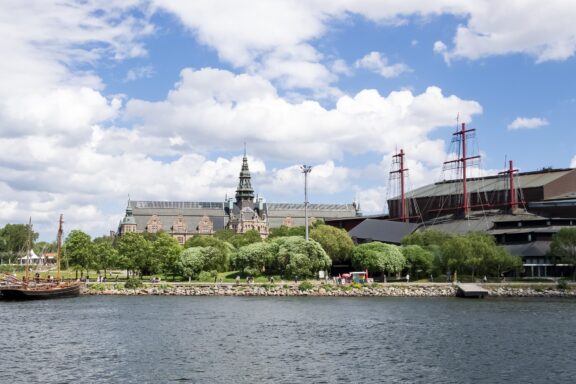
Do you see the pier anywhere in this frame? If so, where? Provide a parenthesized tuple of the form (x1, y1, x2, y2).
(456, 284, 489, 298)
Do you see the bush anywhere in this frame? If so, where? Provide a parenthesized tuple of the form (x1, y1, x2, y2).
(198, 271, 214, 282)
(339, 284, 352, 291)
(320, 283, 334, 291)
(298, 281, 314, 291)
(557, 279, 569, 290)
(350, 282, 363, 289)
(124, 278, 143, 289)
(90, 283, 106, 291)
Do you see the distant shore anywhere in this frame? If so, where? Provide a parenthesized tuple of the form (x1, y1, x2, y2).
(83, 282, 576, 298)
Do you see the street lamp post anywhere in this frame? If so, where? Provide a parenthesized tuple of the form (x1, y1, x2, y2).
(301, 165, 312, 241)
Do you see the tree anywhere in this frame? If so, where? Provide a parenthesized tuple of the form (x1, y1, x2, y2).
(440, 232, 522, 279)
(0, 223, 39, 254)
(33, 241, 57, 256)
(274, 236, 331, 278)
(177, 247, 207, 280)
(352, 242, 406, 279)
(310, 224, 355, 264)
(92, 236, 118, 277)
(64, 230, 94, 277)
(184, 236, 231, 272)
(440, 235, 473, 276)
(402, 244, 434, 279)
(150, 232, 181, 277)
(233, 241, 278, 276)
(213, 228, 235, 242)
(485, 246, 522, 278)
(402, 229, 453, 248)
(229, 229, 262, 249)
(268, 225, 305, 238)
(115, 232, 151, 278)
(550, 228, 576, 280)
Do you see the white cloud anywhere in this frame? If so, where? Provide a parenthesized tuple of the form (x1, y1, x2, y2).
(355, 51, 411, 78)
(125, 66, 155, 82)
(437, 1, 576, 62)
(0, 1, 153, 96)
(331, 59, 352, 76)
(126, 68, 482, 162)
(433, 41, 447, 54)
(259, 161, 349, 198)
(356, 186, 388, 214)
(507, 117, 549, 130)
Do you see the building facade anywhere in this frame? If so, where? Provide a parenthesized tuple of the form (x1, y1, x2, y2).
(118, 153, 360, 244)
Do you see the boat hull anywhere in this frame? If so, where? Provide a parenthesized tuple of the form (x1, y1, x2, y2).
(0, 283, 82, 300)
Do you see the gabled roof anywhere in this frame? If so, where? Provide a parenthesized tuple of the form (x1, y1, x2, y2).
(348, 219, 418, 244)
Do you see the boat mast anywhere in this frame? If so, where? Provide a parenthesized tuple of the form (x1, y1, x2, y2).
(56, 214, 63, 281)
(24, 217, 32, 282)
(498, 160, 519, 212)
(443, 123, 480, 217)
(390, 149, 409, 222)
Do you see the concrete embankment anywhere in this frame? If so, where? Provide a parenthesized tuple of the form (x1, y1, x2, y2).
(83, 283, 576, 298)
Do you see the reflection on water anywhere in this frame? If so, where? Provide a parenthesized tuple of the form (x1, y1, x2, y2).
(1, 296, 575, 383)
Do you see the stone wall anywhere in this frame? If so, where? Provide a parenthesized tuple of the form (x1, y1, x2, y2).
(83, 283, 576, 298)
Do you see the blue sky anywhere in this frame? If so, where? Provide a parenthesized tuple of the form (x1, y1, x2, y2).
(1, 1, 575, 240)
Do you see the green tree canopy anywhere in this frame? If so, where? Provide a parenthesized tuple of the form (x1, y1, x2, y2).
(0, 223, 38, 254)
(115, 232, 151, 277)
(92, 236, 118, 276)
(176, 247, 218, 279)
(550, 228, 576, 280)
(440, 235, 473, 275)
(184, 235, 232, 272)
(150, 232, 182, 277)
(402, 229, 454, 248)
(440, 232, 522, 278)
(402, 244, 434, 277)
(233, 241, 279, 276)
(268, 225, 305, 238)
(310, 224, 355, 264)
(33, 241, 57, 256)
(229, 229, 262, 249)
(213, 228, 235, 242)
(64, 230, 94, 275)
(274, 236, 331, 278)
(352, 242, 406, 277)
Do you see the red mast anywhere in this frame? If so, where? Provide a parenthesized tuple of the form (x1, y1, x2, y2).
(443, 123, 480, 217)
(390, 149, 409, 222)
(498, 160, 519, 211)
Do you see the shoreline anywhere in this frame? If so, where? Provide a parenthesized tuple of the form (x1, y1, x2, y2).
(83, 283, 576, 298)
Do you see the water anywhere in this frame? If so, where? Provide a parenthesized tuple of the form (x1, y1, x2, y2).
(1, 296, 575, 384)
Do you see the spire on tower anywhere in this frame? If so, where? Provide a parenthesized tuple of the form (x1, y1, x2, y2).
(236, 147, 255, 208)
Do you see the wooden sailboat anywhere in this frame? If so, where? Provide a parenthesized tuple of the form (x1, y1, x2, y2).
(0, 214, 82, 300)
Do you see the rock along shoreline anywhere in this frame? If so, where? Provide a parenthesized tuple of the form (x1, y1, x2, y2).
(83, 283, 576, 298)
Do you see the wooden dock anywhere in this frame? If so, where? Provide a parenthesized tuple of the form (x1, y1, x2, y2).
(456, 284, 489, 298)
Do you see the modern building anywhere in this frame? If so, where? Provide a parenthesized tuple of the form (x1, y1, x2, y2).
(387, 167, 576, 222)
(117, 152, 360, 244)
(386, 167, 576, 278)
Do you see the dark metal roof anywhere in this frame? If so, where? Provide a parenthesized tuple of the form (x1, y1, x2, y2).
(502, 241, 549, 257)
(267, 203, 356, 211)
(348, 219, 418, 244)
(132, 201, 225, 209)
(396, 168, 575, 199)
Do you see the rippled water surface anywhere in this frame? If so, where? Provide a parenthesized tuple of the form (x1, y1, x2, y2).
(1, 296, 575, 383)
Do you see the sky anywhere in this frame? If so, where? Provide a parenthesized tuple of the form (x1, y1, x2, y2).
(1, 0, 576, 241)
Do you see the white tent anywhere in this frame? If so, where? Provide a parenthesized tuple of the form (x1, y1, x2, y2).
(19, 249, 43, 265)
